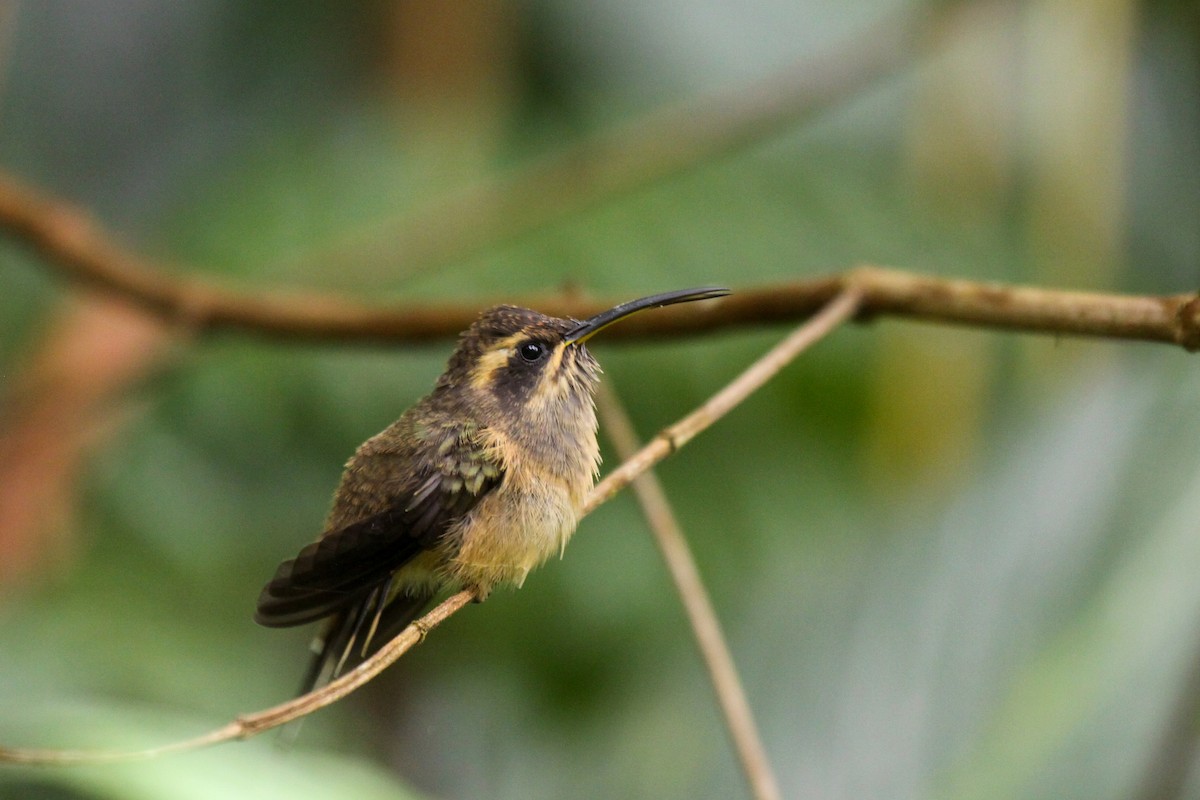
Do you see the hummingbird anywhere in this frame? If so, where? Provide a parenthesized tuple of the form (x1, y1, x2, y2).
(254, 287, 730, 693)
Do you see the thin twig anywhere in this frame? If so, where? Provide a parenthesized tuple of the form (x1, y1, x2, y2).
(587, 288, 865, 513)
(0, 177, 1194, 349)
(597, 382, 782, 800)
(0, 290, 862, 766)
(0, 590, 474, 765)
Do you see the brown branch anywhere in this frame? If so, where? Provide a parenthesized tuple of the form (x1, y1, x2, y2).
(0, 169, 811, 343)
(597, 383, 781, 800)
(845, 267, 1200, 351)
(0, 4, 913, 341)
(0, 174, 1194, 348)
(0, 590, 475, 765)
(0, 290, 861, 766)
(0, 173, 465, 344)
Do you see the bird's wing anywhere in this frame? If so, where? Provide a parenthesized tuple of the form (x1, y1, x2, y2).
(254, 425, 503, 628)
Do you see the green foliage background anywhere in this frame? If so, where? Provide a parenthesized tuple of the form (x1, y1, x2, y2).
(0, 2, 1198, 799)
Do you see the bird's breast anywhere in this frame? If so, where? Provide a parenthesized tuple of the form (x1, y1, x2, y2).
(446, 446, 593, 593)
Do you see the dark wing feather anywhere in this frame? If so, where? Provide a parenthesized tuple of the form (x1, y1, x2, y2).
(254, 427, 503, 629)
(253, 506, 419, 627)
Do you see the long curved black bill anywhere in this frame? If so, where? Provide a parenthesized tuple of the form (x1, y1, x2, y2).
(564, 286, 731, 345)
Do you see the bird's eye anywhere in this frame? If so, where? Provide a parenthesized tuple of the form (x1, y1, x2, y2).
(519, 341, 547, 362)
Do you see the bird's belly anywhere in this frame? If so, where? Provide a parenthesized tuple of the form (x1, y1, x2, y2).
(447, 477, 582, 593)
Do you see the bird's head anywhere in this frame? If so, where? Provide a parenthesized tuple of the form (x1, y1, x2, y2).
(436, 287, 729, 424)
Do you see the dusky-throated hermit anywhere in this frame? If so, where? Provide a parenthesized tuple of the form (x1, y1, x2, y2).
(255, 287, 730, 693)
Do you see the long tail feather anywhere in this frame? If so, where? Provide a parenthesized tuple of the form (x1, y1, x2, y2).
(295, 585, 436, 699)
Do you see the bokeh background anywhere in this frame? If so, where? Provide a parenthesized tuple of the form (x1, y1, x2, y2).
(1, 1, 1198, 798)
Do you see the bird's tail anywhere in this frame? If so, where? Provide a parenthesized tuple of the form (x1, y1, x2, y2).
(275, 588, 435, 749)
(298, 588, 436, 697)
